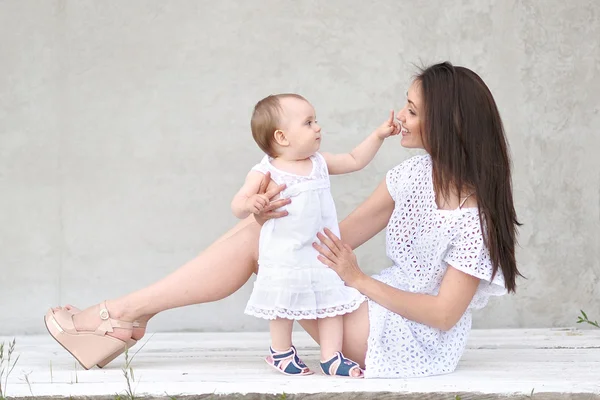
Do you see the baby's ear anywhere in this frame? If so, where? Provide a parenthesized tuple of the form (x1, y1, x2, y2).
(273, 129, 289, 146)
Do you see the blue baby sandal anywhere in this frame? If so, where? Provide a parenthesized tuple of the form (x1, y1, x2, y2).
(265, 345, 313, 376)
(320, 351, 364, 378)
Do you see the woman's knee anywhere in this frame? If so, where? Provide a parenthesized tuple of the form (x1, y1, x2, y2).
(231, 220, 261, 273)
(342, 303, 370, 366)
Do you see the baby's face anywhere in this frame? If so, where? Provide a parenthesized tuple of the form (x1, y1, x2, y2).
(278, 97, 322, 158)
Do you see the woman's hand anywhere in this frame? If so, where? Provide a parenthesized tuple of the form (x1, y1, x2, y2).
(313, 228, 366, 288)
(254, 171, 291, 225)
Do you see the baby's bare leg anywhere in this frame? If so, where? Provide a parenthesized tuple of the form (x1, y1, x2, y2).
(298, 303, 370, 369)
(317, 316, 343, 360)
(270, 318, 294, 351)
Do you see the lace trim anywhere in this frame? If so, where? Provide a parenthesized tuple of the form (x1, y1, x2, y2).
(245, 297, 366, 320)
(252, 153, 330, 188)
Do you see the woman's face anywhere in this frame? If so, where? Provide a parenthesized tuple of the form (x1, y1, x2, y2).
(396, 82, 425, 150)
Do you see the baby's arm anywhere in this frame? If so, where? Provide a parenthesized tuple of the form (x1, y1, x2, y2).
(231, 171, 271, 219)
(322, 111, 399, 175)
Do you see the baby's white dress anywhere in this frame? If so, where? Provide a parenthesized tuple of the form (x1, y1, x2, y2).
(244, 152, 366, 320)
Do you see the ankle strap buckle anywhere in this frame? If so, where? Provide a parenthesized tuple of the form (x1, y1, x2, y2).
(99, 308, 110, 320)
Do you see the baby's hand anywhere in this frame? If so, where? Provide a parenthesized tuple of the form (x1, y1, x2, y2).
(245, 193, 270, 214)
(375, 110, 401, 139)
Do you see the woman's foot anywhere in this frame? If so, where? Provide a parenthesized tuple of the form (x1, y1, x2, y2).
(51, 305, 154, 369)
(53, 305, 150, 341)
(44, 301, 135, 370)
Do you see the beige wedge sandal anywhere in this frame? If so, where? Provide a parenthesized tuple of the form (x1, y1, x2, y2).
(97, 320, 147, 368)
(56, 305, 145, 369)
(44, 302, 133, 370)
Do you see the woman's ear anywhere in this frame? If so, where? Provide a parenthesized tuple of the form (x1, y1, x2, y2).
(273, 129, 289, 147)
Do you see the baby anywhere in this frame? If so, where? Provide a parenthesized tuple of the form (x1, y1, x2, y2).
(231, 94, 399, 377)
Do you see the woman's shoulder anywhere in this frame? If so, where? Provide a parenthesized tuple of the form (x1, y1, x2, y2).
(386, 154, 431, 200)
(387, 153, 431, 182)
(453, 208, 483, 232)
(390, 153, 430, 173)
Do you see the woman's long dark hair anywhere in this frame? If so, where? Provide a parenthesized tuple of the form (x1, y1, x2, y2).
(416, 62, 522, 292)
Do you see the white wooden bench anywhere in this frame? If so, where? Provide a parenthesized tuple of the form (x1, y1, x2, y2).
(2, 328, 599, 399)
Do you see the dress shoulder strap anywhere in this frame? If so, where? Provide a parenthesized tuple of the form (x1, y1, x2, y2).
(312, 152, 330, 179)
(459, 192, 475, 208)
(251, 155, 271, 175)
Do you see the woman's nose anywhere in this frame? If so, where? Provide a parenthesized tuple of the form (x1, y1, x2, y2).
(396, 109, 405, 122)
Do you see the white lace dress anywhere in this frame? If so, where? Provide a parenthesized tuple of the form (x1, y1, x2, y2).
(244, 152, 366, 320)
(364, 154, 507, 378)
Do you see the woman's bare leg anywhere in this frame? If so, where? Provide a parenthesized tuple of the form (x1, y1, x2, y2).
(70, 217, 261, 341)
(125, 216, 258, 338)
(341, 303, 370, 368)
(212, 215, 257, 246)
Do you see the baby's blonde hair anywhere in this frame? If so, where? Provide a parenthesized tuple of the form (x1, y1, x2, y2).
(251, 93, 307, 157)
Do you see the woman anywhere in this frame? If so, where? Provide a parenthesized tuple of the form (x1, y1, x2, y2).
(45, 62, 521, 378)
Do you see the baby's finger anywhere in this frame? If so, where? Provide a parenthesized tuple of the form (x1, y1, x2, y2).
(388, 110, 394, 125)
(259, 194, 270, 205)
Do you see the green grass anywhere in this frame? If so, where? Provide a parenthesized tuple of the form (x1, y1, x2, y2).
(0, 339, 20, 400)
(577, 310, 599, 328)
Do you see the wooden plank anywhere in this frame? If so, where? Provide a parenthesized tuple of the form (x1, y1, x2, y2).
(0, 329, 598, 398)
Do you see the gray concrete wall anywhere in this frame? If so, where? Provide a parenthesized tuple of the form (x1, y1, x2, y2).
(1, 0, 598, 335)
